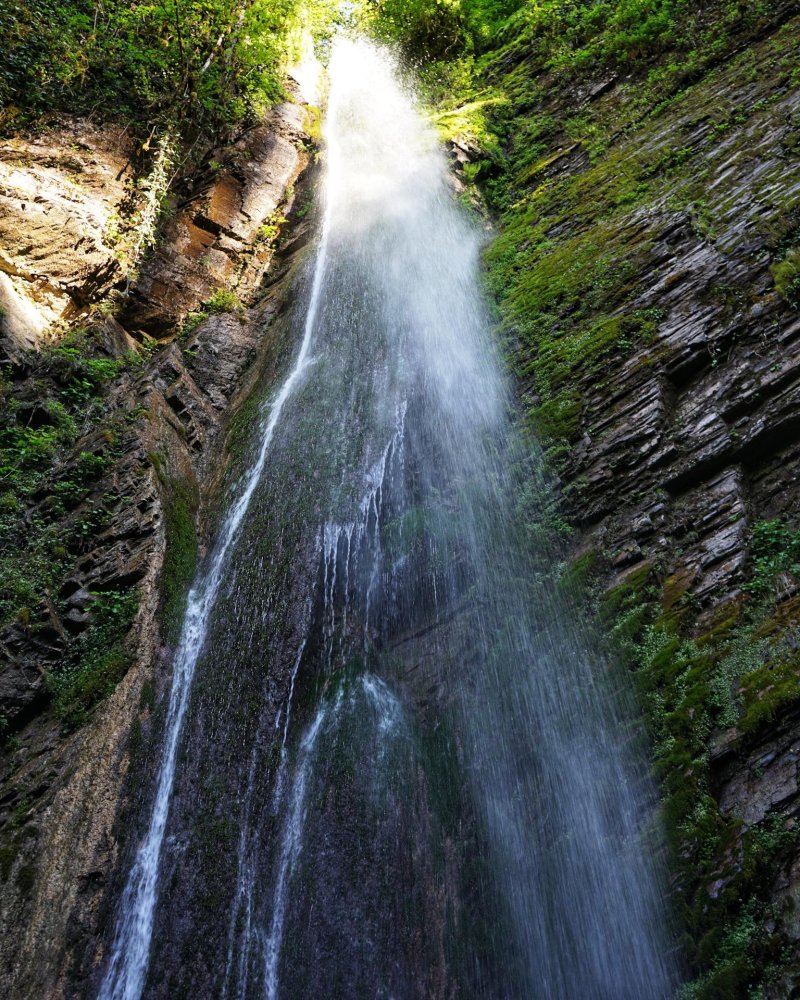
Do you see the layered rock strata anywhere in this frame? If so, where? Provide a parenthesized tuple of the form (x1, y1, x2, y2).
(0, 98, 315, 999)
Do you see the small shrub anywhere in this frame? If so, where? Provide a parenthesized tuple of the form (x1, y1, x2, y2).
(771, 248, 800, 306)
(179, 311, 209, 338)
(203, 289, 243, 314)
(48, 589, 138, 729)
(744, 519, 800, 596)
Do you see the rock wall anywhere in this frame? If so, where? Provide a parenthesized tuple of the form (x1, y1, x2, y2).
(0, 98, 316, 999)
(0, 122, 134, 354)
(446, 6, 800, 994)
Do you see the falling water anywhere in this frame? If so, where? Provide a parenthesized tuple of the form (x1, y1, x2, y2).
(96, 108, 331, 1000)
(97, 37, 677, 1000)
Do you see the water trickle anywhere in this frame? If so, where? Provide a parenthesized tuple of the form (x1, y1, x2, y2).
(263, 698, 333, 1000)
(97, 36, 677, 1000)
(96, 101, 332, 1000)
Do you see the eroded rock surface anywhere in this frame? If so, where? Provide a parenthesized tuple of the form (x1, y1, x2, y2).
(0, 101, 315, 999)
(124, 102, 309, 335)
(0, 122, 135, 355)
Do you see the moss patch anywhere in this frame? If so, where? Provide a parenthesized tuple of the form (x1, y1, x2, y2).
(593, 529, 800, 996)
(47, 589, 139, 730)
(158, 475, 199, 644)
(771, 248, 800, 306)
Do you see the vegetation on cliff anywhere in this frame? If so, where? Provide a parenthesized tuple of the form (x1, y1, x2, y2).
(364, 1, 800, 996)
(0, 331, 141, 732)
(2, 0, 337, 134)
(0, 3, 329, 746)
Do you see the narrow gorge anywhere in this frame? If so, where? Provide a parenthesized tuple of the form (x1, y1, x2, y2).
(2, 2, 800, 999)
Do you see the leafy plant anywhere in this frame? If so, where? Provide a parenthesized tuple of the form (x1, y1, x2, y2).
(204, 288, 243, 314)
(744, 520, 800, 596)
(47, 588, 138, 729)
(771, 248, 800, 306)
(2, 0, 340, 137)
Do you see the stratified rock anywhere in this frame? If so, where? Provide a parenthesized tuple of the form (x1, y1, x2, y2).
(0, 97, 315, 1000)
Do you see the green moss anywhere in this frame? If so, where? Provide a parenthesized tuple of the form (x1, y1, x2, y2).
(486, 182, 661, 449)
(225, 389, 263, 470)
(739, 653, 800, 736)
(770, 248, 800, 306)
(600, 556, 800, 995)
(160, 479, 199, 644)
(525, 392, 581, 445)
(598, 561, 654, 624)
(429, 95, 509, 151)
(140, 677, 156, 711)
(558, 549, 600, 594)
(562, 515, 800, 993)
(47, 589, 139, 730)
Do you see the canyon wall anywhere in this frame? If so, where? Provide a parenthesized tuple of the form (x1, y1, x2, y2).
(0, 95, 316, 999)
(439, 4, 800, 994)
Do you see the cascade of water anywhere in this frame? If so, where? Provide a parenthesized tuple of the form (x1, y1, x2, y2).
(96, 128, 336, 1000)
(263, 698, 333, 1000)
(97, 35, 677, 1000)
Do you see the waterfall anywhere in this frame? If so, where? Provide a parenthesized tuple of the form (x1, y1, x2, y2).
(97, 37, 676, 1000)
(96, 111, 332, 1000)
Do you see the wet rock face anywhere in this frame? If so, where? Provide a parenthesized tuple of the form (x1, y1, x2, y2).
(0, 104, 314, 999)
(562, 76, 800, 612)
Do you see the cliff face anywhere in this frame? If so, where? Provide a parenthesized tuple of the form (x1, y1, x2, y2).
(0, 97, 315, 998)
(439, 4, 800, 995)
(3, 5, 800, 996)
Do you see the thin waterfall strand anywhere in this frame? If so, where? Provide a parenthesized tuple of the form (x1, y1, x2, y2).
(96, 154, 336, 1000)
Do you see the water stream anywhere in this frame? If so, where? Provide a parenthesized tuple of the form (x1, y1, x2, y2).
(97, 37, 677, 1000)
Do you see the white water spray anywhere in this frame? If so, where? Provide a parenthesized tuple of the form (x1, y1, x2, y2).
(98, 35, 676, 1000)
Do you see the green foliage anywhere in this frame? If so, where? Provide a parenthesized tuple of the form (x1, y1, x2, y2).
(360, 0, 467, 59)
(47, 588, 138, 729)
(360, 0, 523, 58)
(204, 288, 244, 314)
(363, 0, 776, 92)
(771, 248, 800, 306)
(744, 519, 800, 596)
(0, 328, 145, 732)
(179, 288, 244, 339)
(0, 330, 127, 628)
(159, 479, 199, 643)
(2, 0, 339, 135)
(596, 547, 800, 997)
(258, 210, 289, 246)
(179, 311, 209, 339)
